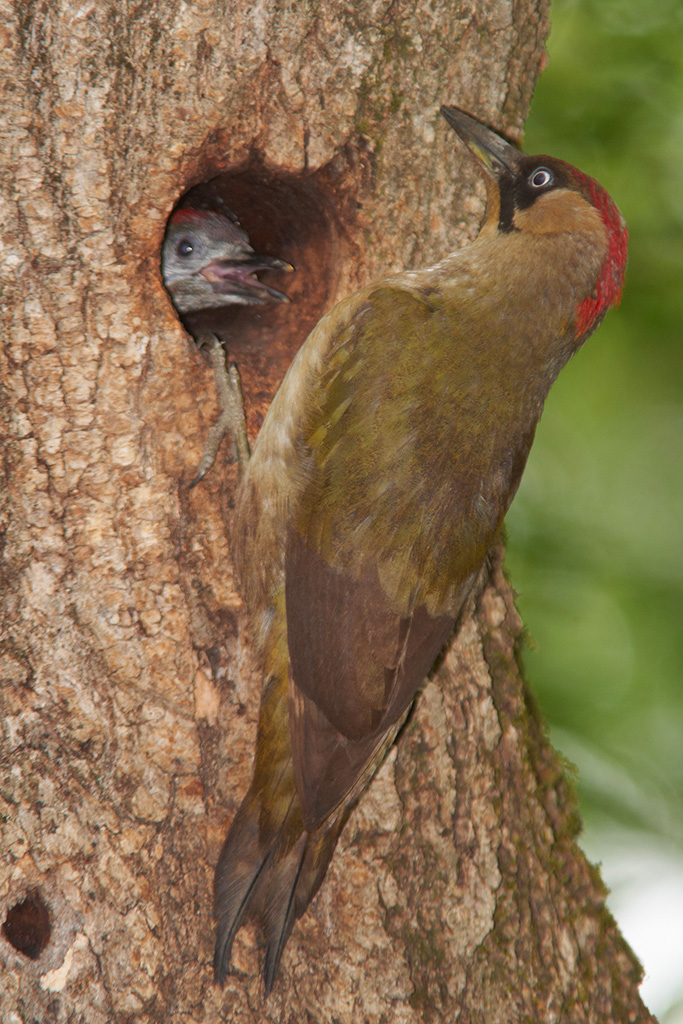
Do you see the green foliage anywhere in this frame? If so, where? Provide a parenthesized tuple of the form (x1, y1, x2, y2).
(508, 0, 683, 835)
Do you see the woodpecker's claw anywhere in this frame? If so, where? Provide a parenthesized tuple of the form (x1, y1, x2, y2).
(188, 337, 251, 487)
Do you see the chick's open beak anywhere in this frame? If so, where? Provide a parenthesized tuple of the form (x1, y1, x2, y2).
(201, 253, 294, 304)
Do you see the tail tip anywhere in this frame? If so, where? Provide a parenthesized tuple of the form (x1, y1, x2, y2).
(213, 932, 281, 999)
(213, 926, 234, 987)
(262, 943, 282, 998)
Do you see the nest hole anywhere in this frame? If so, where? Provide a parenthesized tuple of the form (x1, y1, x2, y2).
(163, 162, 345, 432)
(2, 890, 52, 960)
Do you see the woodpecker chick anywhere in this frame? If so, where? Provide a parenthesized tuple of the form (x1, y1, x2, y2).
(162, 206, 293, 482)
(214, 106, 628, 993)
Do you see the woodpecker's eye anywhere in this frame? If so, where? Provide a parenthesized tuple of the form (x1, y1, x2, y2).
(529, 168, 553, 189)
(177, 238, 194, 257)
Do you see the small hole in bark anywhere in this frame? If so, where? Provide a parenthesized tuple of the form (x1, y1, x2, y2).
(2, 890, 52, 959)
(162, 161, 344, 430)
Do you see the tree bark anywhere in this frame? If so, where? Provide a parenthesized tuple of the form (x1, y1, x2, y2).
(0, 1, 654, 1021)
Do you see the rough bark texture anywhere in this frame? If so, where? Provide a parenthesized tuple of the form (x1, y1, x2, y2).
(0, 1, 654, 1021)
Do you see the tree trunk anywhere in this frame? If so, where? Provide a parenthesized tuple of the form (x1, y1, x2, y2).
(0, 1, 654, 1021)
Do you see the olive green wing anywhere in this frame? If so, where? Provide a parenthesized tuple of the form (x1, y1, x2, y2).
(284, 285, 479, 829)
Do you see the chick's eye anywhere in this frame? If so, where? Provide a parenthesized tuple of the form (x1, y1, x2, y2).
(177, 238, 194, 257)
(530, 167, 553, 188)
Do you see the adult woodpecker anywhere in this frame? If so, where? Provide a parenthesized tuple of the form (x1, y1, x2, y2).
(162, 204, 292, 481)
(214, 106, 628, 993)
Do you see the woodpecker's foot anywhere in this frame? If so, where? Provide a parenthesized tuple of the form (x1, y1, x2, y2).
(188, 338, 251, 488)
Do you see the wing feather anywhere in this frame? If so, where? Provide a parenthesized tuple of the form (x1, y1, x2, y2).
(286, 529, 467, 828)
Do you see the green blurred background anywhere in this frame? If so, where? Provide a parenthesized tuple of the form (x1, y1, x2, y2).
(506, 0, 683, 1018)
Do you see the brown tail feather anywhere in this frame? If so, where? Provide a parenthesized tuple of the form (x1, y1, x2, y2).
(213, 784, 352, 993)
(213, 795, 268, 984)
(260, 832, 307, 995)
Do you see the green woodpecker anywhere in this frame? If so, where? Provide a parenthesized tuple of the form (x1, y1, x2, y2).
(214, 106, 628, 993)
(162, 202, 292, 481)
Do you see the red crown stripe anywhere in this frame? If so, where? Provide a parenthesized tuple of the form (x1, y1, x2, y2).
(573, 172, 628, 338)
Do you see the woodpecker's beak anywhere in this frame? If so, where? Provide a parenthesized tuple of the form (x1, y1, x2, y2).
(201, 253, 294, 304)
(440, 105, 523, 177)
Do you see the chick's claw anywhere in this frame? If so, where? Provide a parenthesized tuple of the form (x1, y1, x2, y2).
(188, 338, 250, 488)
